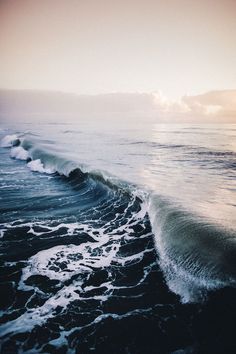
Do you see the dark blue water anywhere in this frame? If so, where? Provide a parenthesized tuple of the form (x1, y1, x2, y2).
(0, 123, 236, 353)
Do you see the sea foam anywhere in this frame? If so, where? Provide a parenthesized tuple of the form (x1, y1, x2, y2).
(27, 159, 55, 174)
(10, 146, 29, 160)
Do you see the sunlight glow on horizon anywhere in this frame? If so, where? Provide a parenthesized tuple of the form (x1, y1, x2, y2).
(0, 0, 236, 101)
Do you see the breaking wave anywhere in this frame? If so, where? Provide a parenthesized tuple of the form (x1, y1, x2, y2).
(149, 196, 236, 303)
(1, 132, 236, 352)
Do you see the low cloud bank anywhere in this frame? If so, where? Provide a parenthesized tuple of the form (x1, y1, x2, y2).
(153, 90, 236, 122)
(0, 89, 235, 122)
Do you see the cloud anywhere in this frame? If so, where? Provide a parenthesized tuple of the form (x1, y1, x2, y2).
(154, 90, 236, 122)
(0, 90, 158, 122)
(0, 89, 235, 123)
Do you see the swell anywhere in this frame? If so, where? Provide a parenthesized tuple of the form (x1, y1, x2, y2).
(2, 133, 236, 304)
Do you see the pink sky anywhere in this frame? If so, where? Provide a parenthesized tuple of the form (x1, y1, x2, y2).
(0, 0, 235, 98)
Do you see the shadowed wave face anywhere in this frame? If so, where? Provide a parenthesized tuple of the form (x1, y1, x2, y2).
(149, 196, 236, 303)
(0, 126, 236, 354)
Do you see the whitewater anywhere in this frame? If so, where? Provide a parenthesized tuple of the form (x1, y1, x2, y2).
(0, 121, 236, 353)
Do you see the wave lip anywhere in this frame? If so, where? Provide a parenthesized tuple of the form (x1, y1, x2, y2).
(149, 195, 236, 303)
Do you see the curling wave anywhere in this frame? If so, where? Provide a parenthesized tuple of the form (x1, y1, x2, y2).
(149, 196, 236, 302)
(1, 133, 236, 306)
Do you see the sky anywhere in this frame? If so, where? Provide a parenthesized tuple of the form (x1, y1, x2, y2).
(0, 0, 236, 100)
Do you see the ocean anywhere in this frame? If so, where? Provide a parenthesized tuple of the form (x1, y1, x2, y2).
(0, 121, 236, 353)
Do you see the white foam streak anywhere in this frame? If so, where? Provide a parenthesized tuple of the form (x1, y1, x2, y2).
(0, 200, 151, 337)
(1, 235, 117, 336)
(20, 238, 114, 284)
